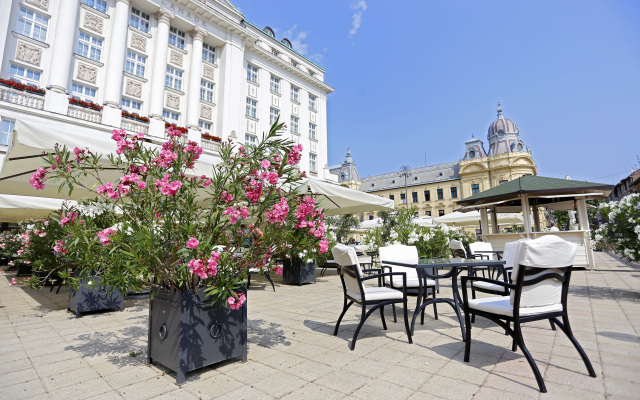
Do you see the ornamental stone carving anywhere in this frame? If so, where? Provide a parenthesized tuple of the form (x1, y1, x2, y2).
(156, 10, 174, 25)
(125, 79, 142, 98)
(203, 65, 215, 81)
(169, 50, 183, 67)
(130, 34, 146, 52)
(83, 13, 103, 34)
(25, 0, 48, 11)
(76, 63, 97, 83)
(166, 94, 180, 109)
(15, 42, 42, 66)
(200, 105, 212, 120)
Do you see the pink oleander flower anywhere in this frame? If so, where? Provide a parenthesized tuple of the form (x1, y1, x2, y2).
(186, 237, 199, 249)
(200, 175, 212, 188)
(97, 228, 117, 246)
(223, 206, 248, 224)
(10, 278, 18, 286)
(228, 293, 246, 310)
(117, 183, 131, 196)
(319, 239, 329, 254)
(286, 144, 303, 165)
(30, 168, 47, 189)
(206, 251, 220, 276)
(266, 197, 289, 224)
(137, 181, 147, 190)
(160, 180, 182, 196)
(97, 182, 114, 194)
(274, 265, 283, 275)
(106, 189, 120, 200)
(261, 159, 271, 169)
(221, 191, 234, 203)
(188, 259, 207, 279)
(53, 239, 68, 254)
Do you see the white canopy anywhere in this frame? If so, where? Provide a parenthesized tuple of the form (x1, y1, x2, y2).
(358, 217, 383, 230)
(412, 215, 437, 227)
(0, 194, 77, 223)
(0, 119, 220, 199)
(434, 211, 523, 227)
(295, 179, 395, 216)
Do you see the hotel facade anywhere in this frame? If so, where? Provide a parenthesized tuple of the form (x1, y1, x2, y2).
(0, 0, 333, 177)
(331, 104, 538, 221)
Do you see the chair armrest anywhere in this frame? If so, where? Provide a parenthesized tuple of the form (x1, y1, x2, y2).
(461, 275, 515, 302)
(361, 271, 408, 295)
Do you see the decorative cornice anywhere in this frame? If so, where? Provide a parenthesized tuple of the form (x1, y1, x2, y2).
(190, 26, 208, 41)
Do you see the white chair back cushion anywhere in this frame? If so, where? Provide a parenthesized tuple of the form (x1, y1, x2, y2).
(379, 244, 419, 286)
(502, 239, 531, 270)
(332, 244, 363, 297)
(510, 235, 577, 308)
(449, 240, 466, 257)
(468, 241, 494, 260)
(351, 245, 369, 255)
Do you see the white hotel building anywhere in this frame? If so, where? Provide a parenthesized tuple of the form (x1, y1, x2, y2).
(0, 0, 334, 177)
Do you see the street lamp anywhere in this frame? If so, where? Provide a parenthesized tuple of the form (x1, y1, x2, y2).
(399, 165, 412, 210)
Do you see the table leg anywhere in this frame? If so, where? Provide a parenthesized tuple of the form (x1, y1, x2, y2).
(451, 267, 467, 342)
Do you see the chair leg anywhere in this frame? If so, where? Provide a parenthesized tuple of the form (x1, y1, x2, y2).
(554, 316, 597, 377)
(463, 305, 473, 362)
(264, 272, 276, 291)
(432, 287, 438, 320)
(247, 273, 252, 287)
(392, 304, 397, 323)
(514, 321, 547, 393)
(350, 306, 371, 351)
(402, 299, 413, 344)
(471, 288, 476, 323)
(380, 305, 388, 330)
(334, 299, 353, 336)
(549, 318, 556, 331)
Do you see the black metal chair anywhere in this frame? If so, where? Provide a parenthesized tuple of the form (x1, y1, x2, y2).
(332, 244, 412, 350)
(461, 235, 596, 393)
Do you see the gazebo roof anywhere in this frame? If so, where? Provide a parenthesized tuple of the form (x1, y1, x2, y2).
(457, 175, 613, 207)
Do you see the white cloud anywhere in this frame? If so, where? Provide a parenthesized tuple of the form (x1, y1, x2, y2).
(281, 25, 309, 55)
(349, 0, 368, 37)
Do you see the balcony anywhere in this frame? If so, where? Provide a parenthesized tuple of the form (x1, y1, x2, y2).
(67, 104, 102, 124)
(0, 85, 44, 110)
(121, 118, 149, 135)
(201, 137, 221, 153)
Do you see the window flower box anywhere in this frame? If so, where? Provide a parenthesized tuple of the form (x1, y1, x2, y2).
(164, 122, 188, 133)
(0, 78, 46, 95)
(121, 110, 150, 123)
(69, 97, 103, 111)
(201, 133, 222, 142)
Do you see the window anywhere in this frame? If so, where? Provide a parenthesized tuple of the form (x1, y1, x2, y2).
(369, 215, 374, 220)
(291, 86, 300, 102)
(121, 97, 142, 111)
(360, 215, 364, 222)
(202, 43, 216, 64)
(9, 64, 41, 85)
(71, 83, 96, 101)
(437, 189, 444, 200)
(129, 7, 150, 33)
(165, 66, 183, 90)
(439, 210, 445, 217)
(450, 187, 457, 199)
(125, 51, 146, 77)
(291, 60, 298, 67)
(309, 123, 317, 140)
(389, 195, 394, 200)
(309, 153, 317, 172)
(425, 210, 431, 216)
(16, 7, 49, 42)
(245, 97, 257, 118)
(245, 133, 257, 146)
(200, 79, 214, 103)
(246, 64, 258, 83)
(471, 184, 480, 194)
(82, 0, 107, 13)
(309, 94, 317, 111)
(77, 31, 103, 62)
(499, 180, 508, 185)
(1, 119, 15, 146)
(291, 116, 299, 134)
(162, 109, 180, 124)
(271, 47, 279, 57)
(199, 120, 212, 134)
(400, 193, 406, 204)
(269, 107, 280, 124)
(424, 190, 430, 201)
(270, 75, 280, 93)
(169, 27, 186, 49)
(412, 192, 418, 202)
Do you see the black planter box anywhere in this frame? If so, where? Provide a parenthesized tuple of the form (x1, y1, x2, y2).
(16, 262, 32, 276)
(148, 287, 247, 384)
(282, 259, 316, 285)
(67, 273, 124, 317)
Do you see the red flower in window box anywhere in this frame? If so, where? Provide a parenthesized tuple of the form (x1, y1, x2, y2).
(164, 122, 188, 133)
(121, 110, 150, 123)
(69, 97, 103, 111)
(0, 78, 46, 95)
(201, 133, 222, 142)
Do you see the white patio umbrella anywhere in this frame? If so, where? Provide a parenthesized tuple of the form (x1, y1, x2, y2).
(0, 194, 77, 223)
(294, 178, 395, 216)
(358, 217, 383, 230)
(434, 211, 523, 227)
(412, 215, 437, 227)
(0, 119, 220, 199)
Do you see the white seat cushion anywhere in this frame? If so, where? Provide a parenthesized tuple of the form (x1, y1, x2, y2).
(468, 296, 563, 317)
(387, 276, 436, 288)
(347, 286, 404, 302)
(472, 280, 508, 292)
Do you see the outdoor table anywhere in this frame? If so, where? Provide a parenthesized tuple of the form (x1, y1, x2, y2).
(381, 258, 506, 342)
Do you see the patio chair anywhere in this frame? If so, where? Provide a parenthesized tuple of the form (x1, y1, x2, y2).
(332, 244, 412, 350)
(461, 235, 596, 392)
(449, 239, 469, 258)
(468, 241, 501, 260)
(379, 244, 438, 323)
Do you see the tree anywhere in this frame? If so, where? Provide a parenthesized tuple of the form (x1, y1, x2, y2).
(327, 214, 360, 243)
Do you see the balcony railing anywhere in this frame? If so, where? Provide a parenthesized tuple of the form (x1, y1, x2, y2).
(68, 104, 102, 124)
(121, 118, 149, 135)
(201, 137, 221, 153)
(0, 86, 44, 110)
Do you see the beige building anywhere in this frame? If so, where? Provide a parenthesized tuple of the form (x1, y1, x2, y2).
(330, 103, 537, 222)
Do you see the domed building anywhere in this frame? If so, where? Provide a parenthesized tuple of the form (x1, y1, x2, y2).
(330, 103, 537, 221)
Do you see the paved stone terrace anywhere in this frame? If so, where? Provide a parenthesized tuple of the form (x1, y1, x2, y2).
(1, 251, 639, 399)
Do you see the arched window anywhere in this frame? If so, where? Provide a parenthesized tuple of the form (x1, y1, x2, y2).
(263, 26, 275, 37)
(281, 38, 292, 48)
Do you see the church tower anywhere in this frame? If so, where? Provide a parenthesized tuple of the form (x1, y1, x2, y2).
(329, 148, 361, 189)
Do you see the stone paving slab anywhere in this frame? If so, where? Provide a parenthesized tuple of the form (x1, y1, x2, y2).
(1, 251, 639, 399)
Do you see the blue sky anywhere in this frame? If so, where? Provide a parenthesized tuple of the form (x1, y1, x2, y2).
(232, 0, 640, 185)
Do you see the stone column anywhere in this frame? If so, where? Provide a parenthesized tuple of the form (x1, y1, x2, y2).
(186, 27, 207, 141)
(148, 9, 174, 137)
(102, 0, 131, 127)
(44, 0, 81, 114)
(217, 36, 245, 143)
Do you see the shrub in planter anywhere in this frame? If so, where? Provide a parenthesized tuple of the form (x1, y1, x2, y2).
(0, 230, 23, 267)
(592, 193, 640, 261)
(29, 118, 327, 382)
